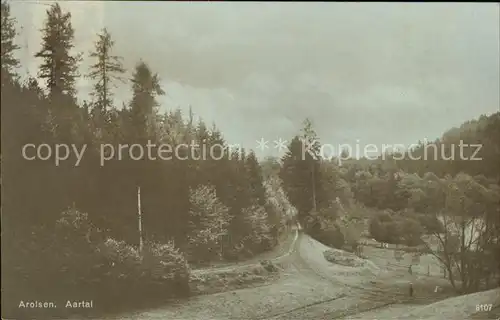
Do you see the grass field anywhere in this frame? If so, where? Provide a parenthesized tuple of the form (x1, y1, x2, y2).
(75, 233, 495, 320)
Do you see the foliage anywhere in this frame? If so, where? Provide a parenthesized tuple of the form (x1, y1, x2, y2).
(242, 204, 272, 247)
(1, 1, 19, 81)
(280, 120, 331, 230)
(35, 3, 81, 98)
(369, 211, 424, 246)
(87, 28, 126, 113)
(2, 3, 499, 318)
(264, 175, 297, 227)
(1, 4, 294, 317)
(420, 173, 500, 293)
(260, 259, 279, 273)
(187, 184, 231, 262)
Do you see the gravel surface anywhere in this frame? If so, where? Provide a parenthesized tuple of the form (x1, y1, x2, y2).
(100, 265, 345, 319)
(192, 228, 298, 276)
(400, 288, 500, 320)
(78, 233, 496, 320)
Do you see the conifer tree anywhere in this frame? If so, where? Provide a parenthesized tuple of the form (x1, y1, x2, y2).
(87, 28, 125, 114)
(281, 119, 329, 228)
(1, 1, 20, 83)
(35, 3, 80, 98)
(129, 61, 164, 143)
(245, 151, 266, 206)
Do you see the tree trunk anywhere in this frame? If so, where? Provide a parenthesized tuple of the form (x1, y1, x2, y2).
(311, 162, 316, 212)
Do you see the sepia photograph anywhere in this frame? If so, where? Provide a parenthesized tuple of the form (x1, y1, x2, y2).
(1, 1, 499, 319)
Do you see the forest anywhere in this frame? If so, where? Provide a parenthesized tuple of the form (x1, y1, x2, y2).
(278, 112, 500, 295)
(1, 2, 294, 318)
(1, 2, 499, 319)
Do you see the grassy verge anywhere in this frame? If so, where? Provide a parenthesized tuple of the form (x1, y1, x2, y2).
(190, 260, 283, 296)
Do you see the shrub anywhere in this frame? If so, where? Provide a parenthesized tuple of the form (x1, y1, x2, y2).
(342, 224, 361, 252)
(187, 184, 231, 262)
(383, 221, 399, 243)
(369, 217, 383, 240)
(323, 249, 366, 267)
(417, 214, 445, 234)
(369, 212, 424, 246)
(3, 208, 193, 319)
(97, 238, 142, 278)
(396, 217, 424, 245)
(260, 259, 279, 273)
(91, 238, 192, 304)
(142, 241, 191, 297)
(317, 226, 345, 249)
(242, 204, 273, 252)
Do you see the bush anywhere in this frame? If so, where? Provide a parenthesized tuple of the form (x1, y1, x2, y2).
(369, 212, 424, 246)
(305, 206, 345, 249)
(369, 217, 383, 240)
(323, 249, 366, 267)
(342, 224, 361, 252)
(260, 259, 279, 272)
(98, 238, 142, 272)
(398, 218, 424, 246)
(242, 204, 273, 253)
(379, 210, 395, 222)
(142, 241, 191, 296)
(317, 226, 345, 249)
(331, 228, 346, 249)
(187, 184, 231, 262)
(416, 214, 445, 234)
(143, 241, 189, 277)
(94, 239, 141, 284)
(2, 208, 192, 319)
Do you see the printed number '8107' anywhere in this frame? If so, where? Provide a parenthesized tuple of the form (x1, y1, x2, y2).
(476, 304, 493, 312)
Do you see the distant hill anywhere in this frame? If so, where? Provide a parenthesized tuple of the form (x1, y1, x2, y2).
(341, 112, 500, 179)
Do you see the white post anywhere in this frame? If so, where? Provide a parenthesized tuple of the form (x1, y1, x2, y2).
(219, 219, 226, 257)
(311, 160, 317, 212)
(138, 186, 143, 255)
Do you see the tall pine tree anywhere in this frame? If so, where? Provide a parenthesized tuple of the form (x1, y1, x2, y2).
(1, 1, 19, 83)
(281, 119, 330, 229)
(245, 151, 266, 207)
(281, 136, 311, 225)
(128, 61, 164, 143)
(87, 28, 125, 115)
(35, 3, 80, 98)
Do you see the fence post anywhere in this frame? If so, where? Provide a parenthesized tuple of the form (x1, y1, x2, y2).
(138, 186, 144, 255)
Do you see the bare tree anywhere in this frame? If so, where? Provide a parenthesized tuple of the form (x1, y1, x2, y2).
(422, 177, 499, 293)
(87, 28, 126, 114)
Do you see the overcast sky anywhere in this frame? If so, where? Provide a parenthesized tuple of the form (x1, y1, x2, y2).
(10, 1, 500, 158)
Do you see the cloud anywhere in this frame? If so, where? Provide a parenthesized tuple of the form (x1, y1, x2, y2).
(10, 2, 499, 158)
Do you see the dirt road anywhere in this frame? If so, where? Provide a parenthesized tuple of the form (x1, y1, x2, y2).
(93, 232, 457, 319)
(192, 226, 299, 276)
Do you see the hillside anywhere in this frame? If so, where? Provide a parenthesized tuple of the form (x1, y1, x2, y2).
(401, 287, 500, 319)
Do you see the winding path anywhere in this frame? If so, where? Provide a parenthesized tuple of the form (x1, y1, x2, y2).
(94, 230, 454, 320)
(192, 226, 299, 276)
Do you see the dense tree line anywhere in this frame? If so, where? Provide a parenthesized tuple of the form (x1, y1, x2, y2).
(1, 2, 294, 318)
(279, 113, 500, 293)
(1, 2, 498, 318)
